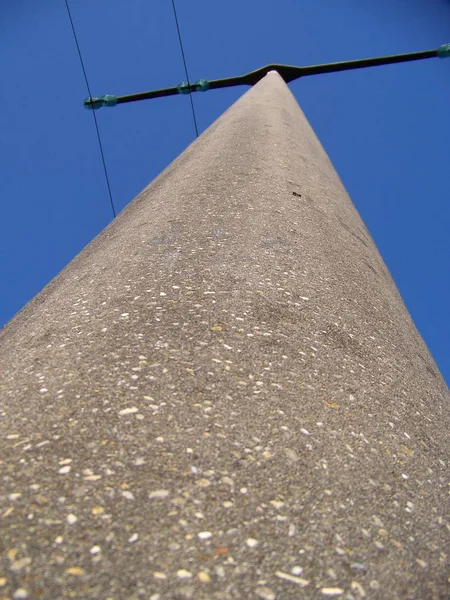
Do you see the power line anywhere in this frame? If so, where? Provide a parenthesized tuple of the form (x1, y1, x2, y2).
(64, 0, 116, 219)
(170, 0, 199, 137)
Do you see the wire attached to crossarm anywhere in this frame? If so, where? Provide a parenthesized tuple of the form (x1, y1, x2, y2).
(170, 0, 199, 137)
(64, 0, 116, 219)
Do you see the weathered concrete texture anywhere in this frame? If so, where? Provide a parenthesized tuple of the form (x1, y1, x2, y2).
(0, 72, 448, 600)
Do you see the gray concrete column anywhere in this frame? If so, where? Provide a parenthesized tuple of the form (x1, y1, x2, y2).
(0, 71, 448, 600)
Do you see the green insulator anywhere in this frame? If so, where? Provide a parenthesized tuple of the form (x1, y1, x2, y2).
(101, 95, 118, 107)
(194, 79, 209, 92)
(83, 97, 103, 110)
(177, 81, 191, 94)
(437, 43, 450, 58)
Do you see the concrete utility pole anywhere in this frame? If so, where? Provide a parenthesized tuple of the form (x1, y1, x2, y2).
(0, 72, 449, 600)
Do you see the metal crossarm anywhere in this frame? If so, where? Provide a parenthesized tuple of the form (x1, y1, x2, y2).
(84, 43, 450, 109)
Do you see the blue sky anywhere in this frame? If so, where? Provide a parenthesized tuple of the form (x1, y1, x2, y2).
(1, 0, 449, 383)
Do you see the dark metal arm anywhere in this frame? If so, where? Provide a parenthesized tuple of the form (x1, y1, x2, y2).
(84, 44, 450, 109)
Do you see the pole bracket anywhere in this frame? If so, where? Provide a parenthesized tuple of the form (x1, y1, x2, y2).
(84, 95, 118, 110)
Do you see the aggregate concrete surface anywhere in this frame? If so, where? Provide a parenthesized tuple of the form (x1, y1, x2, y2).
(0, 73, 449, 600)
